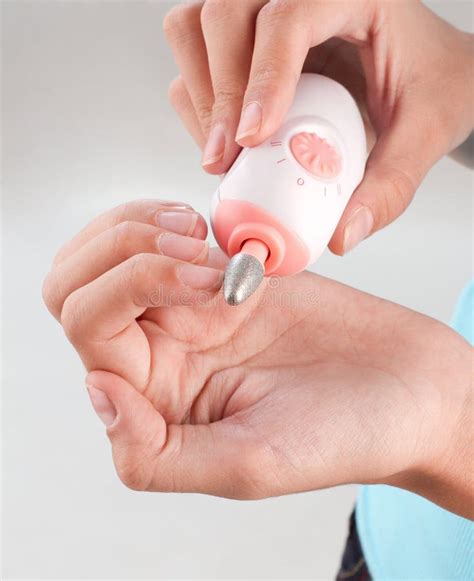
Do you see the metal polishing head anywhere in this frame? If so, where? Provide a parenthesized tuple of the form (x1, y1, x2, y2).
(223, 252, 265, 306)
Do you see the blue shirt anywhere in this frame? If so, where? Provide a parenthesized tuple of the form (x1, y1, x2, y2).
(356, 281, 474, 579)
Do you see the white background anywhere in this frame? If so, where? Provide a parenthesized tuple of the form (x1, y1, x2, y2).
(2, 1, 472, 578)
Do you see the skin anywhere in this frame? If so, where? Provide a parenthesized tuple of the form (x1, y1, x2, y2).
(163, 0, 474, 253)
(42, 200, 473, 517)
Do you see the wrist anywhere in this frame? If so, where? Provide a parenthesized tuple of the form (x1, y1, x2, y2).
(384, 329, 473, 518)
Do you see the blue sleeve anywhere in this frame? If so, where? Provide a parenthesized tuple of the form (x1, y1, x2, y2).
(450, 281, 474, 345)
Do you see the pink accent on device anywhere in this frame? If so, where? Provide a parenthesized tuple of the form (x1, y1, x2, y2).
(290, 132, 342, 179)
(212, 199, 310, 276)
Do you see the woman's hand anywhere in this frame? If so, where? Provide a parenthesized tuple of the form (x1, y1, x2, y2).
(163, 0, 473, 254)
(43, 200, 472, 517)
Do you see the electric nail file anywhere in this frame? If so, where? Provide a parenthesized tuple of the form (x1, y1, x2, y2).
(210, 73, 367, 305)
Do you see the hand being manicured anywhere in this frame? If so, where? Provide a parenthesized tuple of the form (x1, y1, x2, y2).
(43, 200, 472, 518)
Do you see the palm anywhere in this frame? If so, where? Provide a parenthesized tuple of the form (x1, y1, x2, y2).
(115, 269, 432, 494)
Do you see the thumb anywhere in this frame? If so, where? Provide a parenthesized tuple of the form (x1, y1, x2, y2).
(86, 371, 260, 498)
(86, 371, 167, 491)
(328, 106, 445, 255)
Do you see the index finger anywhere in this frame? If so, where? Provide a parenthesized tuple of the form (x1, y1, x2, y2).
(61, 254, 223, 385)
(237, 0, 373, 147)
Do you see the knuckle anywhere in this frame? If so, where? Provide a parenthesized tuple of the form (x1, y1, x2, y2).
(105, 202, 132, 229)
(167, 76, 186, 108)
(371, 165, 416, 227)
(51, 248, 67, 267)
(114, 219, 137, 237)
(213, 80, 246, 109)
(111, 220, 141, 261)
(109, 200, 148, 227)
(112, 433, 163, 492)
(128, 252, 151, 278)
(117, 458, 149, 491)
(163, 3, 201, 45)
(386, 169, 415, 218)
(115, 456, 150, 491)
(60, 291, 85, 343)
(42, 271, 62, 318)
(114, 219, 139, 241)
(200, 0, 232, 27)
(192, 94, 214, 132)
(250, 58, 287, 93)
(127, 252, 154, 306)
(386, 167, 415, 207)
(258, 0, 296, 24)
(110, 201, 137, 225)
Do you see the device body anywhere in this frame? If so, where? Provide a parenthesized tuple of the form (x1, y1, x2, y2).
(210, 73, 367, 277)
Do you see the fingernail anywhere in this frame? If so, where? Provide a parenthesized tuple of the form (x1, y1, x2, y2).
(236, 101, 262, 141)
(177, 263, 223, 290)
(158, 200, 193, 209)
(157, 232, 208, 262)
(343, 207, 374, 254)
(202, 125, 226, 167)
(87, 386, 117, 427)
(157, 211, 198, 236)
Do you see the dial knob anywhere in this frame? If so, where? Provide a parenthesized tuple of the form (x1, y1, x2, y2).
(290, 131, 342, 179)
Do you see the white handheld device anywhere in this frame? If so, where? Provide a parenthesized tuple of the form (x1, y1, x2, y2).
(210, 73, 367, 304)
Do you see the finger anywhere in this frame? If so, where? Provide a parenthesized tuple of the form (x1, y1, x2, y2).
(168, 76, 206, 149)
(62, 253, 223, 342)
(237, 0, 373, 147)
(163, 3, 215, 137)
(61, 255, 223, 381)
(206, 246, 230, 269)
(87, 371, 262, 498)
(52, 199, 206, 267)
(200, 0, 265, 173)
(328, 103, 447, 255)
(43, 221, 209, 320)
